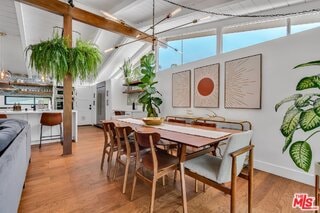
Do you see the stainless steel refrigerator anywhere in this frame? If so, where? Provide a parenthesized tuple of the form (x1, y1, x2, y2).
(96, 81, 106, 127)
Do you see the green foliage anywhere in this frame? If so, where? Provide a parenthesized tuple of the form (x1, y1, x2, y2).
(296, 76, 320, 90)
(137, 53, 162, 117)
(25, 34, 101, 82)
(275, 60, 320, 172)
(289, 141, 312, 172)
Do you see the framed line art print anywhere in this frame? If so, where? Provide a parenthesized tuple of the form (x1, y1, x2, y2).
(225, 54, 262, 109)
(194, 63, 220, 108)
(172, 70, 191, 108)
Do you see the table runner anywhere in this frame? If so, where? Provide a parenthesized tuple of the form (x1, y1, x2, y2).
(117, 118, 230, 139)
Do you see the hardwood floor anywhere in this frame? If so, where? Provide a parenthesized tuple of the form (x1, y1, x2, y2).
(19, 126, 313, 213)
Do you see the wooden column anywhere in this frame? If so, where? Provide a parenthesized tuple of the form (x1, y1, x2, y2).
(63, 13, 73, 155)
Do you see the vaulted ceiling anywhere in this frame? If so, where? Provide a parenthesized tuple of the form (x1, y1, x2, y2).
(0, 0, 318, 83)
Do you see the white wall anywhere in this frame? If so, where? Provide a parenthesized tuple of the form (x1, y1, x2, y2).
(110, 78, 143, 113)
(156, 27, 320, 185)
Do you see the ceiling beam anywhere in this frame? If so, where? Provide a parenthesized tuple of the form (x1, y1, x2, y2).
(16, 0, 154, 43)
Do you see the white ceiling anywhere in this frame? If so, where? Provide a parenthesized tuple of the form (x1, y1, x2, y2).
(0, 0, 318, 81)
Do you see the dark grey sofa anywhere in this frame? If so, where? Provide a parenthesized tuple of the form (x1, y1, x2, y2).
(0, 119, 31, 213)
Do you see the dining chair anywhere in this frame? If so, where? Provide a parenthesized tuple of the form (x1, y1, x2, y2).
(130, 131, 179, 213)
(101, 121, 118, 177)
(184, 130, 254, 213)
(113, 125, 136, 194)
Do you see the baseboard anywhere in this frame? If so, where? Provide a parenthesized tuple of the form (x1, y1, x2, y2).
(254, 160, 314, 186)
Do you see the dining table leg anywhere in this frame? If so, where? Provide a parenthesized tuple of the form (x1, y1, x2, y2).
(180, 144, 188, 213)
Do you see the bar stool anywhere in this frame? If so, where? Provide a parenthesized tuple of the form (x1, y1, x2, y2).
(0, 114, 7, 119)
(39, 112, 63, 148)
(315, 162, 320, 212)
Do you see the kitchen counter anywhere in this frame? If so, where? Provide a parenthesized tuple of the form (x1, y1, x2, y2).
(3, 110, 78, 145)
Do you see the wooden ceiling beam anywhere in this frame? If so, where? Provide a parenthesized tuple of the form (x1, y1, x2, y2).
(16, 0, 154, 43)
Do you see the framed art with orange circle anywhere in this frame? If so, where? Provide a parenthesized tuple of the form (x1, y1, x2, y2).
(194, 63, 220, 108)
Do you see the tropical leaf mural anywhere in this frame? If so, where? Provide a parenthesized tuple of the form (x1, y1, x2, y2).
(275, 60, 320, 172)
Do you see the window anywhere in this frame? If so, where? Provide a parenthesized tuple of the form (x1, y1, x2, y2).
(159, 35, 216, 71)
(5, 96, 51, 105)
(159, 40, 182, 70)
(292, 22, 320, 34)
(223, 19, 286, 53)
(183, 35, 216, 64)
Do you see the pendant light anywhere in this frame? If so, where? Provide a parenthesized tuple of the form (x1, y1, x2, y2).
(0, 32, 15, 91)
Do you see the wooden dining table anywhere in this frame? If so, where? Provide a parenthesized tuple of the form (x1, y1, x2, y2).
(110, 118, 240, 213)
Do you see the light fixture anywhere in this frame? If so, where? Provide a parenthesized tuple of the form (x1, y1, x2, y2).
(68, 0, 74, 8)
(0, 32, 11, 83)
(101, 10, 126, 25)
(104, 3, 209, 54)
(168, 7, 182, 18)
(0, 32, 15, 91)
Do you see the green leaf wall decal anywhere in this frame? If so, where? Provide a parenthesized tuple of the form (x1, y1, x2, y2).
(282, 132, 294, 153)
(295, 95, 312, 108)
(314, 98, 320, 108)
(294, 60, 320, 68)
(280, 108, 301, 137)
(296, 76, 320, 90)
(275, 94, 302, 111)
(289, 141, 312, 172)
(300, 109, 320, 131)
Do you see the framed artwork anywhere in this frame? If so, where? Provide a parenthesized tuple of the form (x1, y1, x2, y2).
(225, 54, 262, 109)
(194, 63, 220, 108)
(172, 70, 191, 108)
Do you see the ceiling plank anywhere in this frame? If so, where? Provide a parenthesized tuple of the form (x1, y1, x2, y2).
(16, 0, 154, 43)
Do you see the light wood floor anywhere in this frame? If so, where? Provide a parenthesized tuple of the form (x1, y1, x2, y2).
(19, 126, 313, 213)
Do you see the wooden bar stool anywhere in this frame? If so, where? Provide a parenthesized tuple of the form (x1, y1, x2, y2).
(315, 162, 320, 212)
(0, 114, 7, 119)
(39, 112, 63, 148)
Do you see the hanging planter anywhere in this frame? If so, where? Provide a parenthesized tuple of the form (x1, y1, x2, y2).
(26, 34, 102, 82)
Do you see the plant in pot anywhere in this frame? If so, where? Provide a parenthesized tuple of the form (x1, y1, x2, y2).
(121, 59, 133, 85)
(26, 35, 101, 82)
(26, 34, 101, 154)
(275, 60, 320, 172)
(138, 53, 162, 118)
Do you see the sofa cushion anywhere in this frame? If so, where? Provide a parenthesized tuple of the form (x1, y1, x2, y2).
(0, 119, 26, 156)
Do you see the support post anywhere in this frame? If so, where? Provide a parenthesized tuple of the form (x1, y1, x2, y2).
(63, 13, 73, 155)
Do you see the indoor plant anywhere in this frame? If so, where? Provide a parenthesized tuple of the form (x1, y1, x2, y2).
(275, 60, 320, 172)
(138, 53, 162, 117)
(26, 34, 101, 82)
(25, 34, 101, 155)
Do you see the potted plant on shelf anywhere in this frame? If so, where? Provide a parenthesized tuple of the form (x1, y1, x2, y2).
(138, 53, 162, 118)
(275, 60, 320, 172)
(121, 59, 133, 85)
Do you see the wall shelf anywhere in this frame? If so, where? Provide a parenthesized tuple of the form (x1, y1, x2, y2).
(122, 80, 142, 86)
(10, 82, 53, 87)
(122, 89, 144, 94)
(17, 91, 53, 96)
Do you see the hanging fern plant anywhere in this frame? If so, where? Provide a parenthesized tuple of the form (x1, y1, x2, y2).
(26, 34, 101, 82)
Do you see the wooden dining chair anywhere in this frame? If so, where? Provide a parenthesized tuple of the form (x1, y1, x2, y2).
(113, 125, 136, 194)
(184, 130, 254, 213)
(101, 121, 118, 177)
(131, 131, 179, 213)
(167, 118, 187, 123)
